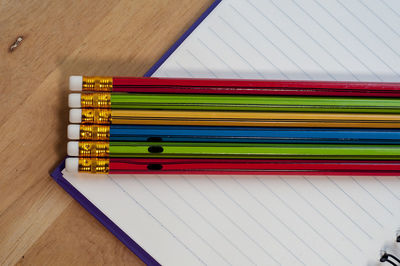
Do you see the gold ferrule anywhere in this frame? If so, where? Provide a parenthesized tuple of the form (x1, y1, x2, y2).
(78, 158, 110, 174)
(78, 141, 110, 157)
(80, 125, 110, 140)
(81, 93, 111, 108)
(81, 109, 112, 124)
(82, 76, 113, 92)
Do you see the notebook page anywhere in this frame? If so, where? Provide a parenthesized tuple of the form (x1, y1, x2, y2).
(152, 0, 400, 263)
(62, 170, 400, 265)
(64, 0, 400, 265)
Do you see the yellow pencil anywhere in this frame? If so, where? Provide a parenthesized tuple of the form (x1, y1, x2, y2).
(70, 109, 400, 128)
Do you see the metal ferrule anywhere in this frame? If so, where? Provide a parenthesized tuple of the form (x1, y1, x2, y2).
(79, 141, 110, 157)
(80, 125, 110, 140)
(78, 158, 110, 174)
(82, 76, 113, 92)
(81, 109, 112, 124)
(81, 93, 111, 108)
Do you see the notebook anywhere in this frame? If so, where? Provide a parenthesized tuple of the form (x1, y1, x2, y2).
(52, 0, 400, 265)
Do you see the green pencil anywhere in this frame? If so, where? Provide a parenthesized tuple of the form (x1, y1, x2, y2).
(68, 141, 400, 160)
(69, 92, 400, 113)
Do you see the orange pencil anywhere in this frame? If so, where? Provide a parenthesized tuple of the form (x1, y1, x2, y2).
(70, 109, 400, 128)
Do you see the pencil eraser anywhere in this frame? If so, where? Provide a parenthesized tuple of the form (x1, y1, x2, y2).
(67, 141, 79, 156)
(65, 158, 79, 173)
(68, 124, 81, 140)
(69, 76, 83, 91)
(69, 109, 82, 123)
(69, 93, 81, 108)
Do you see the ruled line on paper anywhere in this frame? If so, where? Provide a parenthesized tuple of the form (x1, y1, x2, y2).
(355, 0, 400, 40)
(265, 0, 359, 81)
(245, 0, 337, 80)
(219, 9, 312, 79)
(197, 38, 242, 78)
(327, 177, 383, 228)
(381, 0, 400, 18)
(174, 60, 194, 77)
(186, 49, 218, 78)
(303, 177, 373, 239)
(248, 177, 352, 263)
(278, 177, 362, 252)
(216, 14, 288, 79)
(182, 176, 281, 265)
(157, 176, 257, 265)
(374, 177, 400, 201)
(310, 0, 400, 77)
(134, 177, 231, 265)
(350, 177, 394, 216)
(336, 0, 400, 60)
(108, 176, 207, 265)
(207, 27, 267, 78)
(287, 0, 382, 81)
(207, 176, 309, 265)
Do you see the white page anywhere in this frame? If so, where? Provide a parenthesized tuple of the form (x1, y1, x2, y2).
(64, 0, 400, 265)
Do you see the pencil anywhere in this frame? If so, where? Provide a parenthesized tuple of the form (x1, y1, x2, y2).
(65, 157, 400, 175)
(69, 109, 400, 128)
(68, 124, 400, 144)
(69, 92, 400, 113)
(69, 76, 400, 97)
(67, 141, 400, 159)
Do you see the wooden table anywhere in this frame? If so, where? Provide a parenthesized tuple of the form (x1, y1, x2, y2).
(0, 0, 213, 264)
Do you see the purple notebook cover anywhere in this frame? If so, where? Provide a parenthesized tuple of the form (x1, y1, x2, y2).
(51, 1, 221, 265)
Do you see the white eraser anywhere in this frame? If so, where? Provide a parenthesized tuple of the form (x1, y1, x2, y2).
(69, 109, 82, 123)
(65, 158, 79, 173)
(69, 93, 82, 108)
(67, 141, 79, 156)
(68, 124, 81, 140)
(69, 76, 83, 91)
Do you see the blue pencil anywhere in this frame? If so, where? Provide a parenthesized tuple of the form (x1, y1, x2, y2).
(68, 124, 400, 144)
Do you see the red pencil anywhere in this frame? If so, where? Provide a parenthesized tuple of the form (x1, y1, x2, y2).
(69, 76, 400, 97)
(65, 158, 400, 175)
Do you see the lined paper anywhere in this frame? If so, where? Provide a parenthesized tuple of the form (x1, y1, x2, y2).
(64, 0, 400, 265)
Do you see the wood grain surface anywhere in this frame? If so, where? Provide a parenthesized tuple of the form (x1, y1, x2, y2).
(0, 0, 213, 264)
